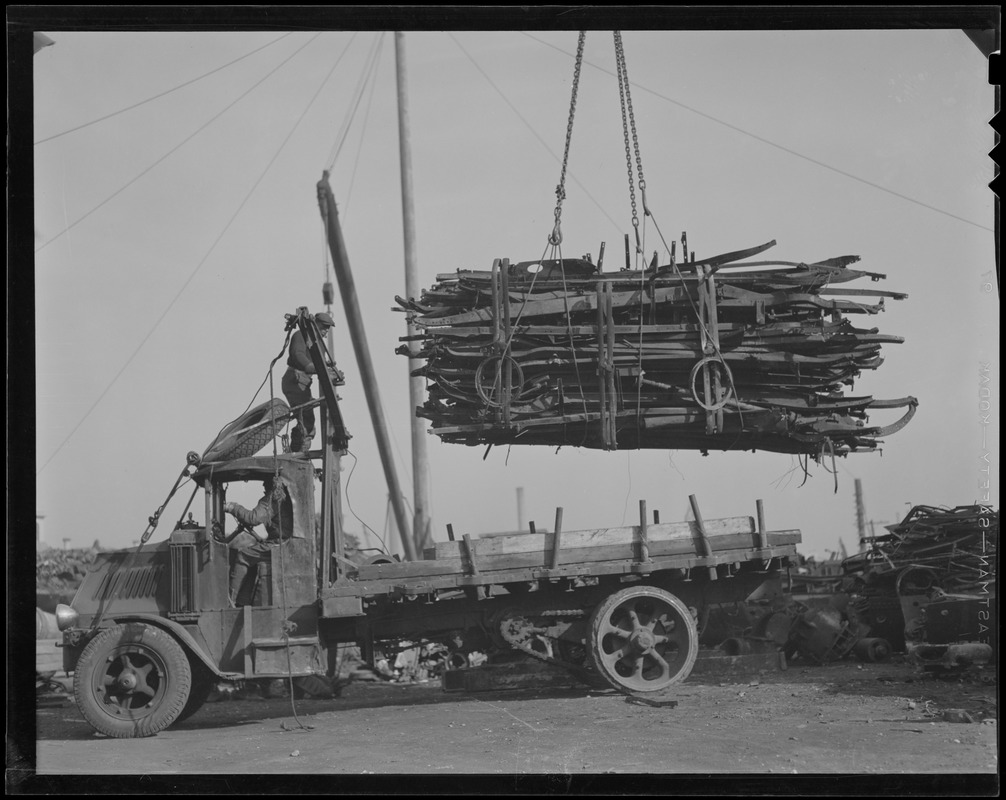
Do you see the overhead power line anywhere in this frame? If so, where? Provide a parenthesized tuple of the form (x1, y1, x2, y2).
(34, 34, 320, 255)
(34, 33, 293, 146)
(326, 33, 384, 172)
(523, 32, 993, 234)
(37, 35, 352, 476)
(343, 35, 387, 220)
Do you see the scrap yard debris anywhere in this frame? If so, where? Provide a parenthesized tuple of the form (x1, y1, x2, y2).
(36, 543, 103, 598)
(846, 505, 998, 597)
(397, 240, 917, 456)
(703, 505, 999, 670)
(844, 505, 998, 660)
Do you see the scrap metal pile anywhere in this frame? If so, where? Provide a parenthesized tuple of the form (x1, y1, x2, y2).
(397, 239, 917, 456)
(36, 544, 103, 595)
(672, 506, 996, 669)
(845, 505, 998, 595)
(843, 505, 998, 658)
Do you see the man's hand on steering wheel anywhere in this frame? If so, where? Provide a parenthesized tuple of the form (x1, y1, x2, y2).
(222, 503, 266, 542)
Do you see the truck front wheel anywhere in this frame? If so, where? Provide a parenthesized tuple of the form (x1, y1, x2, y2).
(73, 623, 192, 738)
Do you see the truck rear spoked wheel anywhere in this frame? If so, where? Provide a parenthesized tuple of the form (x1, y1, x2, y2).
(73, 623, 192, 738)
(588, 586, 698, 695)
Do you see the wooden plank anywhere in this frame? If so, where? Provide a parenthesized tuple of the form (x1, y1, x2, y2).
(328, 539, 801, 596)
(355, 559, 469, 579)
(431, 284, 697, 326)
(359, 531, 801, 576)
(428, 517, 755, 561)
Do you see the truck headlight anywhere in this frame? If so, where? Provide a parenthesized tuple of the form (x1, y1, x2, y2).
(54, 603, 79, 631)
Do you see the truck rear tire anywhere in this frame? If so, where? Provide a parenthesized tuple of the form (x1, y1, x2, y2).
(201, 399, 290, 463)
(587, 586, 698, 694)
(73, 623, 192, 738)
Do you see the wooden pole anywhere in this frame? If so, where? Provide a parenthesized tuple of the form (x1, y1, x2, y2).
(756, 499, 768, 549)
(638, 499, 650, 563)
(688, 494, 718, 580)
(395, 32, 433, 554)
(549, 507, 564, 570)
(317, 173, 417, 561)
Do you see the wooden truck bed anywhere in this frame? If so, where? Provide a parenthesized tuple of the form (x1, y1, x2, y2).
(322, 512, 800, 605)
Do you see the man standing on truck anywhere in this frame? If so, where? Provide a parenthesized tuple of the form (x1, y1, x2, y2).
(282, 311, 335, 453)
(223, 476, 294, 606)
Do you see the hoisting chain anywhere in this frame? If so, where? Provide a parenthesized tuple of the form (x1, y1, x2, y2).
(614, 31, 647, 261)
(550, 31, 586, 247)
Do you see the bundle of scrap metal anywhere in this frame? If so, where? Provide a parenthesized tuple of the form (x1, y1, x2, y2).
(396, 239, 917, 456)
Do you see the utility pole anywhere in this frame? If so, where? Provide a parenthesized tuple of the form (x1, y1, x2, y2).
(395, 31, 433, 553)
(317, 173, 417, 561)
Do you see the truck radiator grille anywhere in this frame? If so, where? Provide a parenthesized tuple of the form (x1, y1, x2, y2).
(93, 564, 163, 601)
(169, 544, 197, 613)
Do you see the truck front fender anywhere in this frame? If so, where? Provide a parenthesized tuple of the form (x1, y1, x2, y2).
(69, 614, 241, 680)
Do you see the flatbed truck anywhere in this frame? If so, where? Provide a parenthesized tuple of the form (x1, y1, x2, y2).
(56, 309, 801, 738)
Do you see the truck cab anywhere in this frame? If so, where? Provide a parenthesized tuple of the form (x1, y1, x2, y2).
(58, 452, 335, 737)
(57, 309, 347, 738)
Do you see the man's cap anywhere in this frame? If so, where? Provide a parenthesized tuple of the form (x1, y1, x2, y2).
(315, 312, 335, 328)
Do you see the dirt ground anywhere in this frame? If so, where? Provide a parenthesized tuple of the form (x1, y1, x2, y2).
(16, 656, 997, 793)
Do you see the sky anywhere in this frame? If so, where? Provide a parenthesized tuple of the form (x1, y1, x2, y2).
(28, 22, 999, 559)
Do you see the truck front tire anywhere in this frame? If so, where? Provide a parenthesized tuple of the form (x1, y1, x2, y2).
(73, 623, 192, 738)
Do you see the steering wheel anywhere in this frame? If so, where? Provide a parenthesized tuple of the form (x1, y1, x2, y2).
(212, 520, 258, 545)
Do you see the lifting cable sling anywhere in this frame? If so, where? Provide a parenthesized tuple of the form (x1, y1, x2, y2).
(482, 32, 586, 441)
(616, 31, 742, 441)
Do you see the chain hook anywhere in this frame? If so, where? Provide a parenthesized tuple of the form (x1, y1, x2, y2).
(550, 206, 564, 246)
(547, 32, 585, 248)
